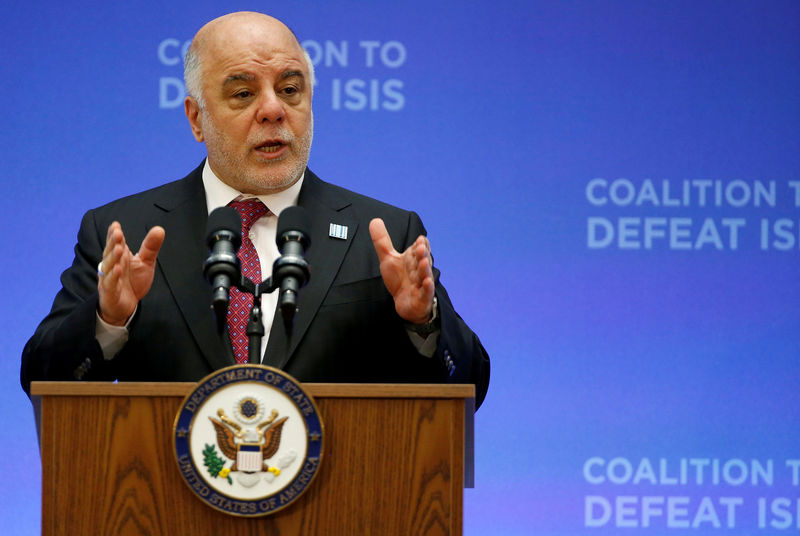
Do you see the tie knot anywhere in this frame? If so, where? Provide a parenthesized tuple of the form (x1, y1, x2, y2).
(229, 199, 269, 231)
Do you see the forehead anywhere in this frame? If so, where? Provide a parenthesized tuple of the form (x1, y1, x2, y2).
(201, 18, 306, 84)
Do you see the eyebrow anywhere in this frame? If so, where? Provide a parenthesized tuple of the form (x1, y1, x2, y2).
(221, 70, 305, 87)
(222, 73, 256, 86)
(281, 70, 304, 80)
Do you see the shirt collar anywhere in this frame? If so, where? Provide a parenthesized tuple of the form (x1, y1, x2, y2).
(201, 159, 304, 217)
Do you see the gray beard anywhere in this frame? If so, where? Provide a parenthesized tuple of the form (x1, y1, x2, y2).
(203, 111, 313, 194)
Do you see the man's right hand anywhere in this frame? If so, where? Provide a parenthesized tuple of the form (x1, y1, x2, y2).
(98, 222, 166, 326)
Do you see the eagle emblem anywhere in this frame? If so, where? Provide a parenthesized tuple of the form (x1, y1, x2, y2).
(173, 364, 324, 516)
(203, 397, 297, 487)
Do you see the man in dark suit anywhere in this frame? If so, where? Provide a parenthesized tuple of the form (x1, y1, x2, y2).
(21, 12, 489, 407)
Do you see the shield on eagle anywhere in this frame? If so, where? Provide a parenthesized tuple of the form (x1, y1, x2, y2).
(236, 443, 263, 472)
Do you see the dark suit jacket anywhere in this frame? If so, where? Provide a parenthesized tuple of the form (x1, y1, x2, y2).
(21, 164, 489, 407)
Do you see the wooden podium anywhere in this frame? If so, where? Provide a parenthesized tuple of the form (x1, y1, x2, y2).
(31, 382, 474, 536)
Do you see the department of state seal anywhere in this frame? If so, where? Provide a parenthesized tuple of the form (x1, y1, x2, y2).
(173, 365, 324, 517)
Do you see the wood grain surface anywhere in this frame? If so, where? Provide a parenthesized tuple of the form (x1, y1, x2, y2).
(35, 383, 471, 536)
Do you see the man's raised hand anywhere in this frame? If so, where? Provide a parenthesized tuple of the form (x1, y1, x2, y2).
(97, 222, 165, 326)
(369, 218, 434, 325)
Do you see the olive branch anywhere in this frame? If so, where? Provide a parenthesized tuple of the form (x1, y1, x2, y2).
(203, 444, 232, 484)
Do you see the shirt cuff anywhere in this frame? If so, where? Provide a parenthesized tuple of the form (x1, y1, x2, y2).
(404, 296, 440, 357)
(95, 305, 136, 360)
(406, 328, 440, 357)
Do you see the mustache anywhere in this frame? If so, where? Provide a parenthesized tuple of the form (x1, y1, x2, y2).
(250, 127, 295, 147)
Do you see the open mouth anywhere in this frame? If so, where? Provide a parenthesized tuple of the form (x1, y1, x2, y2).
(256, 141, 285, 153)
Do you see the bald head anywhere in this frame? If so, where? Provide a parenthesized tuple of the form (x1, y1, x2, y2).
(182, 11, 315, 194)
(184, 12, 314, 107)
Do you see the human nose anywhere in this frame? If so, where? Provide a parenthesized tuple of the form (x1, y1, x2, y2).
(255, 91, 284, 124)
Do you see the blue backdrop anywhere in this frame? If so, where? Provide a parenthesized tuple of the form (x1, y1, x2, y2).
(2, 1, 798, 534)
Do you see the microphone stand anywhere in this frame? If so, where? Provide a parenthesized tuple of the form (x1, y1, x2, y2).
(238, 276, 279, 365)
(238, 240, 310, 364)
(211, 231, 310, 365)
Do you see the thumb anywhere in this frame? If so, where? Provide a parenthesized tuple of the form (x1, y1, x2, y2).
(137, 226, 166, 264)
(369, 218, 395, 260)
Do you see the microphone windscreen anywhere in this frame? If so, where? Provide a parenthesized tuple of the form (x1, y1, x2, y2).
(206, 206, 242, 245)
(277, 206, 310, 237)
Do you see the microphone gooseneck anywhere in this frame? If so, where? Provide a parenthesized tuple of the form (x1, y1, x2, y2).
(203, 207, 242, 333)
(273, 206, 311, 332)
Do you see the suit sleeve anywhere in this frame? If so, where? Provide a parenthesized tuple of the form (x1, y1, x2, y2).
(20, 210, 123, 396)
(406, 212, 490, 409)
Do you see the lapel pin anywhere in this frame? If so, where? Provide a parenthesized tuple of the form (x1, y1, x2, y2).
(328, 223, 348, 240)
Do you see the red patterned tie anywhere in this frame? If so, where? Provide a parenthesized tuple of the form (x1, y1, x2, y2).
(227, 199, 270, 363)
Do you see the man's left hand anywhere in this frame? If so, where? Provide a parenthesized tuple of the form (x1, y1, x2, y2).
(369, 218, 435, 325)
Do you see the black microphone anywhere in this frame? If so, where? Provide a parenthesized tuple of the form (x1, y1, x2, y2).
(203, 207, 242, 332)
(273, 206, 311, 331)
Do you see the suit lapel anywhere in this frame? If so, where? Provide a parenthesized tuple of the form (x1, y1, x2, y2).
(263, 171, 357, 369)
(151, 165, 234, 371)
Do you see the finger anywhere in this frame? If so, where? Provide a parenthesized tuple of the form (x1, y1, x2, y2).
(101, 238, 119, 282)
(422, 276, 435, 300)
(101, 245, 123, 294)
(417, 251, 431, 276)
(418, 236, 432, 262)
(411, 239, 432, 279)
(421, 238, 433, 282)
(414, 239, 426, 262)
(105, 221, 119, 249)
(404, 252, 428, 288)
(103, 223, 131, 272)
(102, 222, 120, 270)
(409, 236, 430, 263)
(137, 226, 166, 264)
(409, 275, 435, 322)
(98, 262, 128, 325)
(369, 218, 396, 260)
(104, 232, 127, 271)
(118, 223, 128, 251)
(117, 241, 130, 276)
